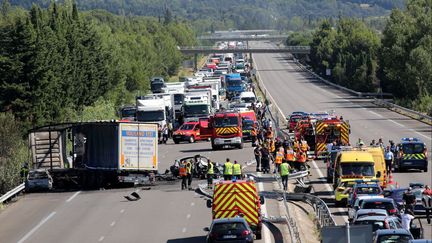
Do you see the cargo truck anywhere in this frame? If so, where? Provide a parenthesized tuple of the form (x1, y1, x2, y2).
(136, 97, 170, 142)
(225, 73, 245, 99)
(27, 122, 158, 190)
(182, 91, 211, 122)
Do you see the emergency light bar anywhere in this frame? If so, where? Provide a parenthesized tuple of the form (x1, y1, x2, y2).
(401, 137, 420, 142)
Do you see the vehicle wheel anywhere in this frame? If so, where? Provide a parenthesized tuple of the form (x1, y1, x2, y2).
(174, 139, 180, 144)
(256, 232, 262, 240)
(238, 142, 243, 149)
(424, 167, 428, 172)
(326, 176, 332, 183)
(189, 136, 195, 143)
(212, 143, 219, 150)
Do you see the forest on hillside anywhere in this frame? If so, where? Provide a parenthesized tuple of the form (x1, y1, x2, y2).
(0, 0, 196, 193)
(291, 0, 431, 115)
(9, 0, 405, 32)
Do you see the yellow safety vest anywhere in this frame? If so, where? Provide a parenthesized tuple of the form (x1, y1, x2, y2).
(186, 162, 192, 174)
(224, 162, 233, 175)
(286, 150, 295, 161)
(233, 164, 241, 175)
(207, 162, 214, 175)
(280, 163, 289, 176)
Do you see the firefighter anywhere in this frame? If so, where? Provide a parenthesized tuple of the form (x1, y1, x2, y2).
(285, 146, 295, 168)
(295, 151, 307, 171)
(207, 160, 214, 189)
(261, 146, 271, 174)
(186, 160, 193, 190)
(280, 160, 290, 191)
(233, 160, 242, 180)
(300, 138, 309, 153)
(266, 127, 273, 139)
(223, 158, 233, 180)
(254, 145, 262, 172)
(179, 161, 187, 190)
(274, 147, 284, 174)
(251, 125, 258, 146)
(293, 138, 300, 152)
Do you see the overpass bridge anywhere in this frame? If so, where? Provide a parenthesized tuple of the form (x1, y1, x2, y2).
(179, 45, 310, 70)
(197, 35, 287, 42)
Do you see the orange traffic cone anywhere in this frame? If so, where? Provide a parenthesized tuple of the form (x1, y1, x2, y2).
(388, 172, 394, 186)
(395, 182, 399, 188)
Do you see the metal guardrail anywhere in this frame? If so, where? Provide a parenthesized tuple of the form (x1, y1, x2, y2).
(0, 183, 25, 204)
(373, 98, 432, 124)
(286, 193, 337, 227)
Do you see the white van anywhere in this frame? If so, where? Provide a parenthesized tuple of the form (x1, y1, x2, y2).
(239, 91, 256, 107)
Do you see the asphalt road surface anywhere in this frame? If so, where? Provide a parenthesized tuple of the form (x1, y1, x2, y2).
(0, 139, 289, 243)
(252, 41, 431, 238)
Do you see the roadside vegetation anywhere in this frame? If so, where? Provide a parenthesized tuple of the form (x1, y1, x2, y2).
(288, 0, 431, 115)
(0, 0, 196, 194)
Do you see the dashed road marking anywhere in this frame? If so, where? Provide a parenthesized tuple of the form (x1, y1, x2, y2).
(66, 191, 81, 203)
(389, 120, 405, 127)
(110, 221, 116, 227)
(17, 211, 57, 243)
(182, 227, 187, 233)
(98, 236, 105, 242)
(186, 214, 191, 219)
(120, 209, 125, 214)
(190, 202, 195, 207)
(369, 110, 383, 118)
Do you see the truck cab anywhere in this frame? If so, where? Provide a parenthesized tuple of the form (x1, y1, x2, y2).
(333, 150, 377, 189)
(182, 91, 211, 122)
(209, 111, 243, 150)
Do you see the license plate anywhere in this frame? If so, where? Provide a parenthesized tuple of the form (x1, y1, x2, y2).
(404, 162, 412, 165)
(223, 235, 237, 239)
(224, 140, 231, 143)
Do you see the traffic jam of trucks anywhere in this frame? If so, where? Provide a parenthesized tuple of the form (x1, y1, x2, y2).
(23, 40, 431, 242)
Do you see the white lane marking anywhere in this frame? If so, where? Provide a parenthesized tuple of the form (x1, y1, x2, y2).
(65, 191, 81, 203)
(182, 227, 187, 233)
(17, 211, 57, 243)
(186, 214, 191, 219)
(110, 221, 116, 227)
(411, 130, 432, 141)
(120, 209, 125, 214)
(98, 236, 105, 242)
(190, 202, 195, 207)
(311, 160, 348, 223)
(389, 120, 405, 127)
(369, 110, 383, 118)
(257, 178, 272, 243)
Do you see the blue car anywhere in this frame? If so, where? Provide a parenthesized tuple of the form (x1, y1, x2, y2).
(383, 187, 426, 215)
(348, 180, 383, 207)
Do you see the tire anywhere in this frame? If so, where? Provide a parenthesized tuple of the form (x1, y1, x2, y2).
(212, 143, 219, 150)
(424, 167, 428, 172)
(189, 136, 195, 143)
(238, 142, 243, 149)
(174, 139, 180, 144)
(255, 232, 262, 240)
(326, 176, 332, 183)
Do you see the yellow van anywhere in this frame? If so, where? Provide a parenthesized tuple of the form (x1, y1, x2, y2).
(333, 150, 377, 188)
(366, 147, 387, 188)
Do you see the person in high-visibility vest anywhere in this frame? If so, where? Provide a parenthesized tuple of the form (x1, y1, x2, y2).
(293, 139, 300, 152)
(207, 160, 214, 189)
(294, 151, 307, 171)
(301, 139, 309, 152)
(274, 149, 284, 173)
(233, 160, 242, 180)
(251, 126, 257, 145)
(280, 160, 290, 191)
(223, 158, 233, 181)
(179, 161, 187, 190)
(186, 160, 193, 190)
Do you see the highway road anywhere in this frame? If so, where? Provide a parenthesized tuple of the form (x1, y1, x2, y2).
(252, 41, 431, 237)
(0, 139, 290, 243)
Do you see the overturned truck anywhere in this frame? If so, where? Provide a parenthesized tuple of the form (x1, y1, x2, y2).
(28, 121, 158, 190)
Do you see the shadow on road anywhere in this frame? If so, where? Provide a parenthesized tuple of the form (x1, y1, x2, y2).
(180, 148, 214, 153)
(265, 221, 284, 243)
(167, 236, 206, 243)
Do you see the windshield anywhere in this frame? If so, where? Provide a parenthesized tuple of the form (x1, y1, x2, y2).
(227, 80, 242, 86)
(362, 201, 395, 211)
(341, 162, 375, 177)
(121, 108, 136, 118)
(243, 120, 254, 129)
(136, 110, 164, 122)
(377, 235, 411, 243)
(214, 117, 239, 127)
(184, 105, 209, 117)
(28, 171, 48, 179)
(241, 97, 256, 103)
(212, 222, 247, 233)
(290, 116, 301, 123)
(402, 143, 424, 154)
(174, 94, 183, 105)
(179, 124, 195, 130)
(356, 187, 381, 195)
(353, 220, 385, 232)
(151, 82, 164, 89)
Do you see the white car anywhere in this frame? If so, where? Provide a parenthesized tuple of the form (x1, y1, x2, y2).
(348, 195, 383, 220)
(352, 209, 388, 223)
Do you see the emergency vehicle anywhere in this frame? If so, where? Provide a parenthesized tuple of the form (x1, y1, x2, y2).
(314, 117, 350, 158)
(209, 110, 243, 150)
(394, 138, 428, 172)
(208, 179, 265, 239)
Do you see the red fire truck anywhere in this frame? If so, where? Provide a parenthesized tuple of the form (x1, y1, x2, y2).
(209, 110, 243, 150)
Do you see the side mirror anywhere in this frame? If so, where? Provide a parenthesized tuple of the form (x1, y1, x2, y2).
(203, 227, 210, 232)
(376, 171, 381, 178)
(260, 195, 265, 205)
(206, 199, 212, 208)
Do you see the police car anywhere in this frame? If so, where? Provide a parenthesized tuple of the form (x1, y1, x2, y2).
(394, 138, 428, 172)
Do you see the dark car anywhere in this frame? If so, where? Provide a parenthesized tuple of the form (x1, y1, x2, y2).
(395, 138, 428, 172)
(360, 198, 400, 216)
(205, 217, 254, 243)
(383, 187, 426, 215)
(373, 229, 414, 243)
(242, 119, 254, 141)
